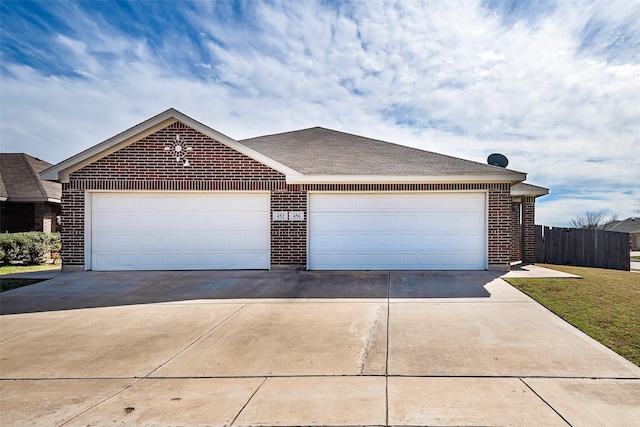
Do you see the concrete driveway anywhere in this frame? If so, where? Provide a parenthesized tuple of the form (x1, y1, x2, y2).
(631, 250, 640, 271)
(1, 269, 639, 426)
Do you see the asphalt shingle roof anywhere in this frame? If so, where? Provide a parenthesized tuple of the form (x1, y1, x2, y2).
(0, 153, 61, 202)
(604, 218, 640, 233)
(240, 127, 524, 177)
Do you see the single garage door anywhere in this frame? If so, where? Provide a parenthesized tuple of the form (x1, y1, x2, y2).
(89, 192, 270, 270)
(309, 192, 486, 270)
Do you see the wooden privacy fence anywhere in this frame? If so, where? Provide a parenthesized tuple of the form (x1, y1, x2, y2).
(535, 225, 630, 271)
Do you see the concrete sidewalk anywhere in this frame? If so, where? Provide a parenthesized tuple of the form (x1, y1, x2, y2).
(502, 263, 582, 278)
(1, 269, 639, 426)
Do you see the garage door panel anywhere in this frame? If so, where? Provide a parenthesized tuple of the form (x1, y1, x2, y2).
(465, 235, 486, 248)
(309, 192, 486, 270)
(396, 253, 418, 266)
(396, 234, 418, 247)
(90, 192, 270, 271)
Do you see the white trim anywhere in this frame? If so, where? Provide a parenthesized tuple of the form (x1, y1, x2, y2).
(307, 189, 489, 195)
(288, 173, 525, 184)
(484, 191, 489, 269)
(510, 188, 549, 197)
(84, 191, 92, 271)
(0, 197, 61, 203)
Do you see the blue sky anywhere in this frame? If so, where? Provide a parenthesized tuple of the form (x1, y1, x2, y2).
(1, 0, 639, 226)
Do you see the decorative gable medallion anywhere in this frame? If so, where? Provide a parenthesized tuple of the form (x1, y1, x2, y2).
(164, 134, 193, 166)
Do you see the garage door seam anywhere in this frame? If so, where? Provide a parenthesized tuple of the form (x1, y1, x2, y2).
(143, 303, 250, 378)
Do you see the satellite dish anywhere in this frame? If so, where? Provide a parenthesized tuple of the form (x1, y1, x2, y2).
(487, 153, 508, 168)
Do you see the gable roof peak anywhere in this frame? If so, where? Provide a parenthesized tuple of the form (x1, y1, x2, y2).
(40, 108, 301, 183)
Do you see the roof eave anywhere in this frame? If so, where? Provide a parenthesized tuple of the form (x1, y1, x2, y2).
(286, 173, 526, 185)
(511, 188, 550, 197)
(2, 197, 61, 203)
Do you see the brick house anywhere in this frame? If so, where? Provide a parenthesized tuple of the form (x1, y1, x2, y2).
(1, 153, 61, 233)
(41, 109, 547, 272)
(604, 218, 640, 250)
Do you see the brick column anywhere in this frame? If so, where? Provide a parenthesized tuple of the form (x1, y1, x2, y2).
(521, 196, 536, 263)
(60, 187, 85, 272)
(270, 187, 307, 269)
(511, 201, 522, 261)
(488, 186, 512, 271)
(35, 203, 56, 233)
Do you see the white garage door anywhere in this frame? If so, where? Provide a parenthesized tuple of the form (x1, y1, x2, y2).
(309, 192, 486, 270)
(89, 192, 270, 271)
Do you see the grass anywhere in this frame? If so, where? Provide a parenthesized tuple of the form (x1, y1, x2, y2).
(0, 264, 61, 275)
(631, 256, 640, 262)
(506, 264, 640, 366)
(0, 264, 60, 292)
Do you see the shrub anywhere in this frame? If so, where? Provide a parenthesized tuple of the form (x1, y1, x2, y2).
(0, 232, 61, 265)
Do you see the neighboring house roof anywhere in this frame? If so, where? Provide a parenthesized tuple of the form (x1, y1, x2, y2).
(604, 218, 640, 234)
(510, 182, 549, 198)
(41, 108, 528, 185)
(0, 153, 61, 203)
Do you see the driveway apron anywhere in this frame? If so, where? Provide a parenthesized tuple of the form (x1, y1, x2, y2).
(1, 269, 639, 426)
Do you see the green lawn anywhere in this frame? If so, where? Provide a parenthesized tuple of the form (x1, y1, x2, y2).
(0, 264, 60, 292)
(0, 264, 61, 275)
(506, 264, 640, 366)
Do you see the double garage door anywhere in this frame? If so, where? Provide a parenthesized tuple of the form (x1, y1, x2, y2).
(87, 192, 486, 271)
(89, 192, 270, 271)
(309, 193, 486, 270)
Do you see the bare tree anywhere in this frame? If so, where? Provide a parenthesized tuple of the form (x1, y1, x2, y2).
(634, 197, 640, 214)
(570, 210, 607, 229)
(603, 214, 619, 229)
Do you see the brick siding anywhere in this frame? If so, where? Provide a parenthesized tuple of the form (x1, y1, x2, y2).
(271, 187, 307, 266)
(486, 185, 513, 268)
(521, 196, 536, 263)
(62, 121, 514, 271)
(60, 188, 85, 266)
(64, 122, 289, 269)
(511, 201, 522, 261)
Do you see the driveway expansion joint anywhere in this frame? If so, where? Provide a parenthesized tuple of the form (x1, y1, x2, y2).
(229, 376, 267, 426)
(143, 302, 250, 378)
(520, 378, 573, 427)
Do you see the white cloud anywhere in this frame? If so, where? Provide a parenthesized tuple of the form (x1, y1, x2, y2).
(1, 0, 639, 226)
